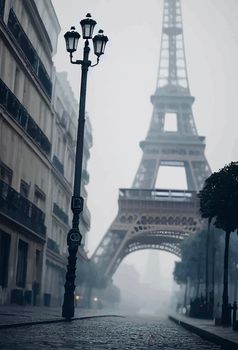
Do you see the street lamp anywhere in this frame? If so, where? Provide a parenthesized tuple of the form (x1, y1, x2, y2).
(62, 13, 108, 320)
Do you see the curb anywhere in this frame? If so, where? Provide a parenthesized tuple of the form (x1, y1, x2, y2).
(0, 314, 125, 330)
(169, 315, 238, 349)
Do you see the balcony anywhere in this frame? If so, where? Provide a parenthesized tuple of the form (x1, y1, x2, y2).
(52, 155, 64, 176)
(38, 60, 52, 99)
(7, 9, 52, 99)
(47, 238, 60, 254)
(0, 180, 46, 238)
(0, 78, 51, 155)
(53, 203, 68, 225)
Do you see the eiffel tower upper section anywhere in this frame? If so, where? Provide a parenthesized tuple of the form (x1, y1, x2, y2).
(132, 0, 211, 191)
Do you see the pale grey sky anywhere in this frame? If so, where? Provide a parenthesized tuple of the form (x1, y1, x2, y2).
(52, 0, 238, 282)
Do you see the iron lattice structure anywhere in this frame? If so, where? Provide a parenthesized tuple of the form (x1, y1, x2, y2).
(93, 0, 211, 279)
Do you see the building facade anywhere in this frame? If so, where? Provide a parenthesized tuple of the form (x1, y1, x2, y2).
(0, 0, 92, 306)
(44, 72, 92, 307)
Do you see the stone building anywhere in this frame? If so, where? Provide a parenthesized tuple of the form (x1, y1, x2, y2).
(44, 71, 92, 307)
(0, 0, 92, 306)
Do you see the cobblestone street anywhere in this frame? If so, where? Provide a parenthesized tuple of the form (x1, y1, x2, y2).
(0, 316, 225, 349)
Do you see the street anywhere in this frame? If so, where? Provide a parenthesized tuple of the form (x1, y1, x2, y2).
(0, 316, 224, 349)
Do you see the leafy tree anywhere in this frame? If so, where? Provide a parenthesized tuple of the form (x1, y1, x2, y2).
(199, 162, 238, 326)
(173, 226, 225, 317)
(173, 230, 207, 307)
(173, 261, 187, 285)
(76, 260, 107, 307)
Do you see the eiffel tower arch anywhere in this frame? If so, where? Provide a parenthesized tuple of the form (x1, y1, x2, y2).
(92, 0, 211, 279)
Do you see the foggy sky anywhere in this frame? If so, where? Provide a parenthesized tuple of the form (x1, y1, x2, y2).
(52, 0, 238, 278)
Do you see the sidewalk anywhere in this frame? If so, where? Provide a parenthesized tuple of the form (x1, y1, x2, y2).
(169, 314, 238, 349)
(0, 305, 121, 328)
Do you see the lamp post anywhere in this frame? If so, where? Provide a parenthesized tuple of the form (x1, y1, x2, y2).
(62, 13, 108, 320)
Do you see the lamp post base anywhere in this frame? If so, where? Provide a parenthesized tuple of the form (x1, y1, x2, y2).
(62, 229, 82, 319)
(62, 294, 75, 319)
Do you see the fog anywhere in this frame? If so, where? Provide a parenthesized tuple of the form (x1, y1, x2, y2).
(112, 251, 180, 315)
(52, 0, 238, 311)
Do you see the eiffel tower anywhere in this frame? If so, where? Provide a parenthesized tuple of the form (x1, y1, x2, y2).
(92, 0, 211, 279)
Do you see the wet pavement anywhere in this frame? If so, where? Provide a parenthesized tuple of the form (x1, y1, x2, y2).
(0, 315, 225, 349)
(0, 305, 111, 326)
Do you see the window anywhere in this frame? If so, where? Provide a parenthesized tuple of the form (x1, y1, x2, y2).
(0, 162, 13, 185)
(34, 185, 46, 210)
(164, 113, 178, 132)
(16, 239, 28, 288)
(34, 185, 46, 201)
(20, 180, 29, 198)
(0, 230, 11, 288)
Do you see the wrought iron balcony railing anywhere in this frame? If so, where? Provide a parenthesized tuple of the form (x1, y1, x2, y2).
(47, 238, 60, 254)
(52, 155, 64, 176)
(7, 9, 52, 99)
(53, 203, 68, 225)
(0, 180, 46, 238)
(0, 78, 51, 155)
